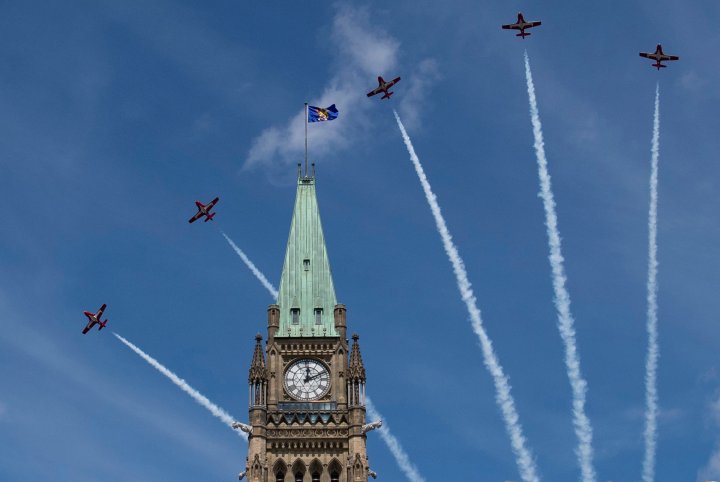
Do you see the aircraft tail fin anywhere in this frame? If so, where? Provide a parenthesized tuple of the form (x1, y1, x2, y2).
(381, 92, 393, 100)
(205, 212, 216, 222)
(517, 31, 530, 38)
(99, 320, 107, 330)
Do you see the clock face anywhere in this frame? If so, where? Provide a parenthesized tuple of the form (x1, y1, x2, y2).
(284, 358, 331, 401)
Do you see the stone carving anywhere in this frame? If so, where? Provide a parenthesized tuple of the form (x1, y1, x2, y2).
(361, 420, 382, 434)
(232, 421, 253, 434)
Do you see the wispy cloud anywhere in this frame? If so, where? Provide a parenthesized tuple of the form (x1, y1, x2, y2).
(113, 332, 246, 440)
(700, 392, 720, 480)
(642, 83, 661, 482)
(393, 110, 540, 482)
(366, 397, 426, 482)
(244, 5, 437, 176)
(221, 231, 278, 299)
(524, 51, 595, 482)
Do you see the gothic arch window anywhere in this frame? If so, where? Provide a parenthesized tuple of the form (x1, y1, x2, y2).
(328, 459, 342, 482)
(291, 460, 305, 482)
(274, 460, 287, 482)
(309, 459, 322, 482)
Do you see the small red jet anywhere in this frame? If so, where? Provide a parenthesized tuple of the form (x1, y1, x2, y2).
(640, 44, 679, 70)
(188, 197, 220, 223)
(502, 12, 542, 39)
(82, 304, 108, 334)
(367, 76, 401, 100)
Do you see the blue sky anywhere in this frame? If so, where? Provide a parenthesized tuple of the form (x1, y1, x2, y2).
(1, 1, 719, 481)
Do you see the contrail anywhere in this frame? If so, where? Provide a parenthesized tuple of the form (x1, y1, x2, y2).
(218, 239, 425, 478)
(642, 83, 661, 482)
(523, 51, 596, 482)
(113, 332, 246, 439)
(366, 397, 426, 482)
(221, 231, 279, 299)
(393, 109, 540, 482)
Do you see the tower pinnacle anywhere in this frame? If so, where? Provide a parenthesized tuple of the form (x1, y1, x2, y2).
(276, 176, 338, 337)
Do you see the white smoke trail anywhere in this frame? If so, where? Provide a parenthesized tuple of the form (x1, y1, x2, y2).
(366, 397, 426, 482)
(393, 110, 540, 482)
(642, 82, 661, 482)
(217, 238, 425, 479)
(113, 332, 246, 440)
(523, 51, 595, 482)
(221, 231, 279, 300)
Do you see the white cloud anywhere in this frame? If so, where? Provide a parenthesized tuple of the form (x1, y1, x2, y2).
(678, 70, 708, 92)
(711, 392, 720, 426)
(243, 5, 437, 176)
(397, 58, 441, 130)
(700, 393, 720, 480)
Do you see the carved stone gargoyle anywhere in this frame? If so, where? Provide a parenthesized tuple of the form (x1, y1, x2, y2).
(361, 420, 382, 434)
(232, 421, 253, 434)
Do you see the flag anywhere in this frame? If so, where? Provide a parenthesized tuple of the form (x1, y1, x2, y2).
(308, 104, 339, 123)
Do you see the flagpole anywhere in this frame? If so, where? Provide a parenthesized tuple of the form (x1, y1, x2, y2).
(304, 102, 308, 177)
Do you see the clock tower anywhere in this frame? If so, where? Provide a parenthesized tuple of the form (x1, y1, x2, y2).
(241, 175, 375, 482)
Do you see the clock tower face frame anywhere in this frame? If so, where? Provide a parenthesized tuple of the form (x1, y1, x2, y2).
(283, 358, 331, 401)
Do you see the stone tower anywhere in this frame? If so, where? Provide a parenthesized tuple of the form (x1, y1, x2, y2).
(241, 175, 375, 482)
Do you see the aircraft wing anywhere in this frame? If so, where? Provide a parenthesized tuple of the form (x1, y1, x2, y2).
(528, 21, 541, 27)
(82, 323, 93, 334)
(663, 54, 679, 61)
(96, 304, 107, 318)
(188, 211, 203, 223)
(639, 52, 652, 59)
(207, 197, 219, 209)
(502, 23, 520, 30)
(387, 77, 401, 87)
(366, 86, 383, 97)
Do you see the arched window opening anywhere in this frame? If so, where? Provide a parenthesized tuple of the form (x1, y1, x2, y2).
(312, 472, 320, 482)
(274, 460, 288, 482)
(295, 472, 303, 482)
(328, 459, 342, 482)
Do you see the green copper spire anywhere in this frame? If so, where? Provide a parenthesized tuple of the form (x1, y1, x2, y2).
(276, 176, 338, 337)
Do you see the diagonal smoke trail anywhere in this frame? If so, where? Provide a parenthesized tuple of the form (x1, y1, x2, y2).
(113, 332, 246, 440)
(523, 51, 596, 482)
(642, 82, 661, 482)
(221, 231, 279, 299)
(366, 397, 426, 482)
(219, 241, 426, 480)
(393, 109, 540, 482)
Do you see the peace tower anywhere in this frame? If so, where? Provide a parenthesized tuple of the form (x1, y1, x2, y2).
(240, 174, 377, 482)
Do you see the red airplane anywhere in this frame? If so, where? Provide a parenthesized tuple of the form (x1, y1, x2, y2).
(367, 76, 401, 100)
(640, 44, 679, 70)
(82, 304, 108, 334)
(502, 12, 542, 39)
(188, 197, 220, 223)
